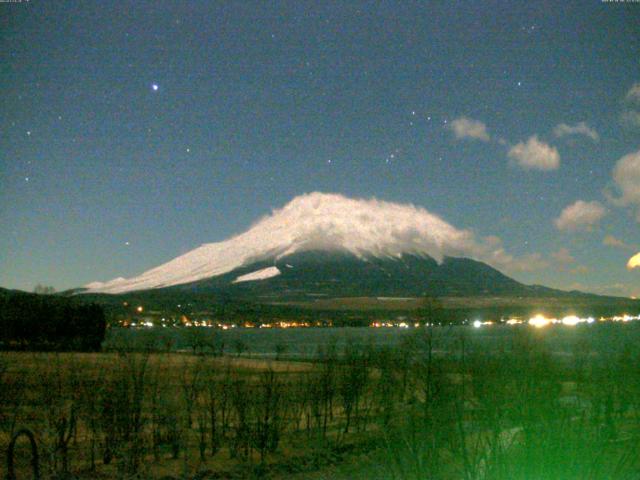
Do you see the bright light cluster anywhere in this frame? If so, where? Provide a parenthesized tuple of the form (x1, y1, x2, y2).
(528, 315, 552, 328)
(526, 314, 597, 328)
(259, 321, 313, 329)
(611, 314, 640, 322)
(523, 314, 617, 328)
(469, 314, 612, 329)
(473, 320, 494, 328)
(561, 315, 595, 326)
(561, 315, 581, 326)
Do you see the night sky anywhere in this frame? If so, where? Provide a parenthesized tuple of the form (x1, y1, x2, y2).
(1, 1, 639, 297)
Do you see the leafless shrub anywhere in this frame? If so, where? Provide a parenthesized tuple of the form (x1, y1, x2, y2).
(337, 341, 368, 435)
(229, 373, 251, 460)
(250, 367, 286, 463)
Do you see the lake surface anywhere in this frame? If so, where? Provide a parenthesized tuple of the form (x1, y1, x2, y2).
(104, 321, 640, 359)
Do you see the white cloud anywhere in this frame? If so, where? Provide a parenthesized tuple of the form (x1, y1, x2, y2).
(553, 122, 599, 141)
(549, 248, 589, 274)
(621, 110, 640, 128)
(621, 84, 640, 129)
(508, 135, 560, 171)
(628, 253, 640, 270)
(603, 234, 628, 249)
(610, 149, 640, 221)
(483, 235, 503, 248)
(626, 83, 640, 104)
(551, 248, 575, 264)
(448, 117, 490, 141)
(567, 282, 588, 292)
(570, 265, 589, 275)
(481, 245, 549, 273)
(588, 282, 638, 298)
(511, 253, 550, 272)
(554, 200, 607, 232)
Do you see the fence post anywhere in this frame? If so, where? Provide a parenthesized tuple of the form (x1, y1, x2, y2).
(6, 428, 40, 480)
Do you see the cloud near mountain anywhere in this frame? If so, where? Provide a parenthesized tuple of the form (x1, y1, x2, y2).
(554, 200, 607, 231)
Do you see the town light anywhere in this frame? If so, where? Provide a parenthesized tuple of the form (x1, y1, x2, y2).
(528, 315, 550, 328)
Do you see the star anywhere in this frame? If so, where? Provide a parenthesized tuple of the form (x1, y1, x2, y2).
(517, 81, 522, 87)
(152, 84, 159, 91)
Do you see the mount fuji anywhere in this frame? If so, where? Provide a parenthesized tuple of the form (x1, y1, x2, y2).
(80, 193, 611, 302)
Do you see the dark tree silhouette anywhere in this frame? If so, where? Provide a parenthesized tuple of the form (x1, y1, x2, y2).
(0, 289, 106, 351)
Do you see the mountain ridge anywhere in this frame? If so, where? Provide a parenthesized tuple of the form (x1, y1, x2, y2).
(83, 192, 481, 294)
(79, 193, 635, 306)
(121, 250, 597, 301)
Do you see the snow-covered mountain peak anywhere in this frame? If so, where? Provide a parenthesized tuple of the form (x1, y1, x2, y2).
(85, 192, 478, 294)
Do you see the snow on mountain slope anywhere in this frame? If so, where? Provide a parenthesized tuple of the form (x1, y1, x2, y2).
(85, 192, 491, 294)
(233, 266, 281, 283)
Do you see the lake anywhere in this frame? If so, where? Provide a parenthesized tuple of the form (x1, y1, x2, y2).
(103, 320, 640, 359)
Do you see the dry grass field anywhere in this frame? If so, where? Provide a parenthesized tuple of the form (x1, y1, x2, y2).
(2, 325, 640, 479)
